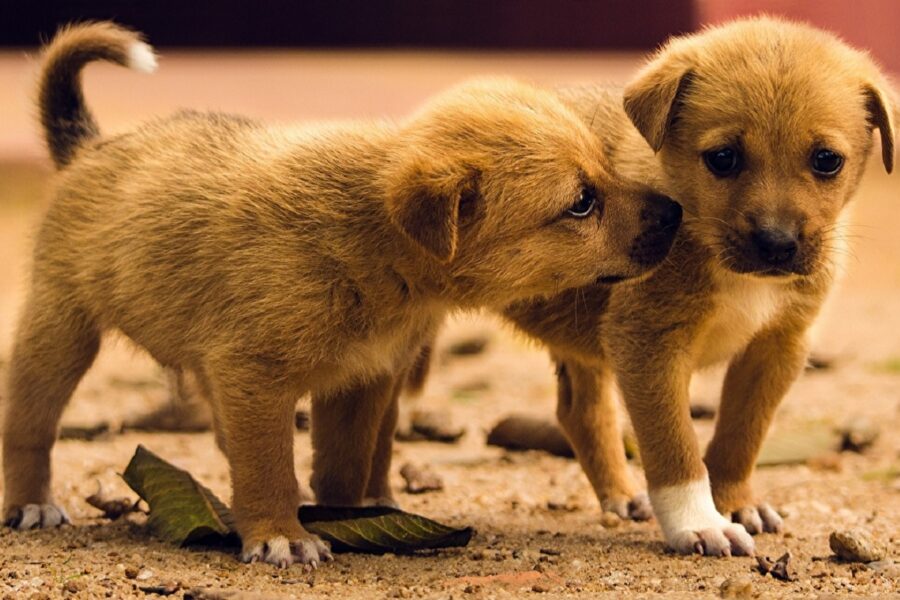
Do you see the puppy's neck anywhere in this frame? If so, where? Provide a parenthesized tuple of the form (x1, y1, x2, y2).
(277, 129, 457, 310)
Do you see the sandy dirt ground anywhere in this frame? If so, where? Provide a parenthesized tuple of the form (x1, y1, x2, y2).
(0, 51, 898, 599)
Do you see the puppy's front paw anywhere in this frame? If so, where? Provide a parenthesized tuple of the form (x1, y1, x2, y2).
(601, 492, 653, 521)
(731, 503, 782, 535)
(668, 522, 754, 557)
(650, 478, 755, 557)
(5, 503, 70, 530)
(241, 533, 333, 569)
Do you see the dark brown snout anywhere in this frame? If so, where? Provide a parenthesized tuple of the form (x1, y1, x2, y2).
(629, 193, 683, 267)
(727, 223, 815, 276)
(751, 227, 798, 267)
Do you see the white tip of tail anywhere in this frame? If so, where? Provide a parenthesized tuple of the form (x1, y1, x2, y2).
(127, 41, 157, 73)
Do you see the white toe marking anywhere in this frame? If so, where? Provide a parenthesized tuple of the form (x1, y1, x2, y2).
(758, 504, 783, 532)
(127, 42, 158, 73)
(294, 539, 318, 562)
(18, 505, 42, 530)
(649, 477, 729, 546)
(241, 543, 264, 563)
(40, 505, 65, 527)
(265, 536, 291, 565)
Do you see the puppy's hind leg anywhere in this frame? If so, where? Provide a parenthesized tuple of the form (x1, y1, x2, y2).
(3, 291, 100, 529)
(363, 376, 403, 508)
(310, 373, 397, 506)
(554, 359, 650, 521)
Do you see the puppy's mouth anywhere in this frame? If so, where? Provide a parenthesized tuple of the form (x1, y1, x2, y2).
(733, 265, 800, 278)
(721, 249, 814, 278)
(718, 230, 818, 279)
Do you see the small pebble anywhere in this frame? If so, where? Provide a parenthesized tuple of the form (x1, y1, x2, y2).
(756, 551, 797, 582)
(399, 462, 444, 494)
(719, 576, 753, 598)
(830, 529, 886, 563)
(469, 549, 489, 561)
(138, 583, 179, 596)
(840, 417, 879, 452)
(690, 403, 717, 419)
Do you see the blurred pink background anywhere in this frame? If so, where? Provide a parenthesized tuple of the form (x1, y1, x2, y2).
(1, 1, 897, 162)
(698, 0, 900, 72)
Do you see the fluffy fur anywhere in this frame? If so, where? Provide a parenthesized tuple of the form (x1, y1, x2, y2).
(339, 16, 895, 557)
(2, 22, 681, 568)
(511, 16, 895, 555)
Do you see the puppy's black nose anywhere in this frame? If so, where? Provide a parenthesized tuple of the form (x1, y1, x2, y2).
(752, 228, 798, 266)
(643, 194, 683, 230)
(630, 194, 683, 267)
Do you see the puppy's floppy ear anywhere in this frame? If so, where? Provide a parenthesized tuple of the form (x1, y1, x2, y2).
(863, 84, 895, 173)
(386, 156, 478, 262)
(623, 56, 693, 152)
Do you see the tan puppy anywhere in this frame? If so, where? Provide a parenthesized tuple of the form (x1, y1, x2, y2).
(1, 23, 683, 568)
(514, 17, 894, 556)
(337, 16, 895, 557)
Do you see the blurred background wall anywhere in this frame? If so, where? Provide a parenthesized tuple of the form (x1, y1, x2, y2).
(698, 0, 900, 72)
(3, 0, 899, 72)
(2, 1, 695, 49)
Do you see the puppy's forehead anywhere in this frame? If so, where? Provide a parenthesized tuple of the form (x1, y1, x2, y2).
(686, 77, 861, 146)
(683, 32, 870, 150)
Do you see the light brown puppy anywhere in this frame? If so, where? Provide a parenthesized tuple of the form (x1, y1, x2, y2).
(339, 16, 895, 557)
(1, 23, 682, 567)
(516, 17, 894, 556)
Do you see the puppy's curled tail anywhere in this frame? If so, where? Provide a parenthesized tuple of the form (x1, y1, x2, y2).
(38, 21, 156, 168)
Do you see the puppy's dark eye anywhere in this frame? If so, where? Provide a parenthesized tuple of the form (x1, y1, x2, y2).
(703, 147, 741, 177)
(567, 186, 598, 218)
(811, 149, 844, 177)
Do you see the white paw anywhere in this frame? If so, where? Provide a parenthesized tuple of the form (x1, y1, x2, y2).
(6, 503, 70, 530)
(600, 492, 653, 521)
(667, 522, 755, 557)
(732, 503, 783, 535)
(241, 535, 333, 568)
(649, 478, 755, 557)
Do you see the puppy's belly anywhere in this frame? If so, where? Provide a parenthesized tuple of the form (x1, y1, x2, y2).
(693, 276, 788, 368)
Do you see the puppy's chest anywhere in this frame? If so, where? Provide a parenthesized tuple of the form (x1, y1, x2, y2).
(328, 304, 441, 384)
(692, 278, 789, 368)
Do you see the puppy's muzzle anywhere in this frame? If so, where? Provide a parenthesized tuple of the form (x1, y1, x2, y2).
(629, 194, 683, 267)
(729, 225, 809, 276)
(751, 227, 798, 267)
